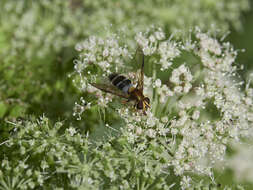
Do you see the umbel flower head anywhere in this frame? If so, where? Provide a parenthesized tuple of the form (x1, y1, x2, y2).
(0, 0, 250, 119)
(73, 28, 253, 188)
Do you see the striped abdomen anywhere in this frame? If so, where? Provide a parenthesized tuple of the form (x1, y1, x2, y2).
(109, 73, 132, 94)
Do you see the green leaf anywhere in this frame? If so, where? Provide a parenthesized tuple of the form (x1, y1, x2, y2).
(9, 105, 25, 117)
(0, 102, 7, 118)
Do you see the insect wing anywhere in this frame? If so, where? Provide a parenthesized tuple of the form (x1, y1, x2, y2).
(90, 83, 130, 99)
(135, 46, 144, 93)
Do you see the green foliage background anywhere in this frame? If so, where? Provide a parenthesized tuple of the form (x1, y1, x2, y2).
(0, 0, 253, 189)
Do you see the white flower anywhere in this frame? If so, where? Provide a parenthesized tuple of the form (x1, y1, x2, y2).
(183, 83, 192, 93)
(146, 129, 156, 138)
(98, 61, 110, 68)
(73, 28, 253, 187)
(192, 110, 200, 120)
(180, 176, 192, 189)
(147, 117, 156, 127)
(171, 128, 178, 135)
(155, 79, 162, 88)
(154, 30, 165, 40)
(161, 116, 168, 123)
(128, 124, 135, 130)
(136, 127, 142, 135)
(67, 127, 76, 136)
(174, 86, 183, 93)
(103, 48, 109, 57)
(149, 35, 156, 43)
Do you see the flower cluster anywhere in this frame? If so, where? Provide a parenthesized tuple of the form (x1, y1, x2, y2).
(75, 35, 131, 75)
(0, 0, 249, 61)
(227, 140, 253, 182)
(0, 116, 92, 189)
(0, 0, 252, 188)
(1, 116, 229, 189)
(73, 28, 253, 189)
(0, 0, 250, 119)
(170, 64, 193, 94)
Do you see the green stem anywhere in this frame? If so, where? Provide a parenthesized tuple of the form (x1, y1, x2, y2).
(152, 63, 158, 115)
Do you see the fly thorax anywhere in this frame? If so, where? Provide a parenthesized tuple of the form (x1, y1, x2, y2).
(122, 83, 133, 93)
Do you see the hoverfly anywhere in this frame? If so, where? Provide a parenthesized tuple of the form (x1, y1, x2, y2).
(91, 47, 150, 114)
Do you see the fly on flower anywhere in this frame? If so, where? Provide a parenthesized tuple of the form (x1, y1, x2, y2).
(91, 47, 150, 114)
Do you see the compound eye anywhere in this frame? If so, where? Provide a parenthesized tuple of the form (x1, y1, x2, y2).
(144, 97, 150, 104)
(136, 101, 143, 109)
